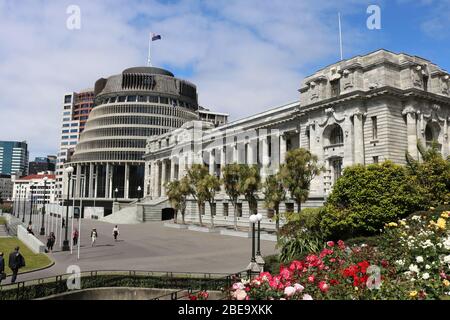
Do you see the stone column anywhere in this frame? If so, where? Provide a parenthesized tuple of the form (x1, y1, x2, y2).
(443, 118, 449, 158)
(261, 135, 269, 182)
(88, 164, 94, 198)
(233, 143, 238, 163)
(353, 112, 365, 164)
(170, 157, 176, 181)
(75, 164, 81, 197)
(105, 163, 110, 199)
(209, 150, 215, 175)
(161, 160, 167, 197)
(179, 156, 185, 179)
(124, 163, 129, 199)
(94, 165, 98, 199)
(403, 107, 418, 159)
(247, 141, 254, 165)
(109, 165, 114, 199)
(279, 133, 287, 164)
(153, 161, 160, 198)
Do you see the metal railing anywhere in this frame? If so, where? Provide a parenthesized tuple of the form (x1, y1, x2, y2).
(0, 269, 249, 300)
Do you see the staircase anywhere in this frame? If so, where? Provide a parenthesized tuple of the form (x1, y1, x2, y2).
(0, 224, 9, 237)
(141, 198, 170, 222)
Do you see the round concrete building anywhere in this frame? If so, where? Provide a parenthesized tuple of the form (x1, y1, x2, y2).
(68, 66, 198, 214)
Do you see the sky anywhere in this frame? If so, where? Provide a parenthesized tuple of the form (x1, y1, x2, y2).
(1, 0, 450, 159)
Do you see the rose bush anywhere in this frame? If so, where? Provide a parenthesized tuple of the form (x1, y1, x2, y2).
(228, 209, 450, 300)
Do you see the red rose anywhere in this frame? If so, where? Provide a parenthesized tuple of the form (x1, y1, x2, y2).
(308, 275, 315, 283)
(327, 241, 335, 247)
(318, 281, 329, 293)
(337, 240, 345, 249)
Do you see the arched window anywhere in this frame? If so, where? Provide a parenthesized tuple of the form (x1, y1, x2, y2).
(425, 122, 440, 143)
(330, 125, 344, 145)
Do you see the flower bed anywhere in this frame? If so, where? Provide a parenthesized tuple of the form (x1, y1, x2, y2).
(227, 210, 450, 300)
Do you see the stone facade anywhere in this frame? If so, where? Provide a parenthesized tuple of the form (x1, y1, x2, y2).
(141, 50, 450, 228)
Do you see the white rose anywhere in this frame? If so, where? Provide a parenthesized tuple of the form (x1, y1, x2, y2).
(425, 264, 431, 270)
(416, 256, 424, 263)
(422, 273, 430, 280)
(409, 264, 420, 273)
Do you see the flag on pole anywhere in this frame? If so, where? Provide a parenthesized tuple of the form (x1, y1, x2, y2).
(151, 33, 162, 41)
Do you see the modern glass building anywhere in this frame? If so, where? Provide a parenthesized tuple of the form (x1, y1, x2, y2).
(0, 141, 29, 176)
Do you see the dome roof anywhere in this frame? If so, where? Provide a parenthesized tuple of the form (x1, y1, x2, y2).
(122, 66, 174, 77)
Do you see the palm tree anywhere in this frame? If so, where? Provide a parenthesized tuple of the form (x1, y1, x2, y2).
(186, 164, 209, 227)
(279, 148, 324, 213)
(199, 174, 221, 229)
(238, 165, 261, 216)
(222, 164, 242, 230)
(263, 173, 286, 235)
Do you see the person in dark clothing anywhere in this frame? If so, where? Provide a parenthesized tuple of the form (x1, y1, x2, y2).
(62, 218, 66, 229)
(26, 223, 34, 235)
(0, 252, 5, 284)
(8, 247, 25, 283)
(46, 232, 56, 253)
(73, 229, 79, 246)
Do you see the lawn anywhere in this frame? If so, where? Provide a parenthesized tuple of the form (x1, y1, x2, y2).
(0, 217, 6, 225)
(0, 237, 52, 276)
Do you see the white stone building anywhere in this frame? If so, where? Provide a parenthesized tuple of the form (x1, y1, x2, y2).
(134, 50, 450, 227)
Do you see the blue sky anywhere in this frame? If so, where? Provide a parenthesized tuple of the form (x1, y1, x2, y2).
(0, 0, 449, 159)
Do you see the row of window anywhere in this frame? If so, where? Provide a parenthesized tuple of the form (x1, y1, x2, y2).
(81, 127, 170, 140)
(62, 123, 79, 128)
(90, 103, 197, 120)
(85, 115, 187, 128)
(96, 95, 196, 111)
(76, 139, 147, 151)
(61, 141, 77, 146)
(71, 151, 145, 162)
(61, 129, 78, 134)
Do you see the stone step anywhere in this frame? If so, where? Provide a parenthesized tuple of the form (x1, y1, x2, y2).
(0, 224, 10, 237)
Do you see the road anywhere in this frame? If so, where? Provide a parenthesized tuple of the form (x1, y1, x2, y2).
(4, 219, 277, 283)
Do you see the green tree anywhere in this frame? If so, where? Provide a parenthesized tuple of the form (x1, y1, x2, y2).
(239, 165, 261, 216)
(263, 173, 286, 234)
(320, 161, 425, 239)
(279, 148, 324, 213)
(186, 164, 209, 227)
(222, 164, 242, 230)
(199, 174, 221, 229)
(406, 142, 450, 206)
(165, 177, 191, 225)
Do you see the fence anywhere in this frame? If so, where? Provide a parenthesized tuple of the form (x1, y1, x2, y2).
(0, 270, 249, 300)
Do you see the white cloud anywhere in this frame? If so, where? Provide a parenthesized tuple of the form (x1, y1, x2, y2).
(0, 0, 368, 159)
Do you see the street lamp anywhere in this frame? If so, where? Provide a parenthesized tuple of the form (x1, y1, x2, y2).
(40, 177, 48, 235)
(29, 183, 35, 225)
(62, 166, 74, 251)
(249, 214, 258, 263)
(255, 213, 263, 257)
(21, 185, 26, 223)
(114, 188, 118, 202)
(137, 186, 142, 202)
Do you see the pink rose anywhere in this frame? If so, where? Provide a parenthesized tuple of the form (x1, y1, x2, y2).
(284, 286, 296, 297)
(294, 283, 304, 293)
(234, 289, 247, 300)
(302, 294, 313, 300)
(318, 281, 329, 293)
(327, 241, 335, 247)
(307, 275, 315, 283)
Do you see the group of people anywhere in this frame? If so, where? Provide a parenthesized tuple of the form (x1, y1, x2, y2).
(0, 225, 121, 285)
(44, 225, 120, 252)
(0, 247, 26, 284)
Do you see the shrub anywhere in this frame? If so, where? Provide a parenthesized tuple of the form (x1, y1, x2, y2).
(320, 161, 425, 240)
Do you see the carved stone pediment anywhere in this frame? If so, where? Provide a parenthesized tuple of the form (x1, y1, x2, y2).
(342, 69, 354, 90)
(319, 107, 346, 127)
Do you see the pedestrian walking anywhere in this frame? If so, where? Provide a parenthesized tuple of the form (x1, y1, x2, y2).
(0, 252, 5, 285)
(73, 228, 79, 246)
(26, 223, 34, 235)
(112, 225, 119, 241)
(46, 232, 56, 253)
(90, 228, 98, 247)
(8, 247, 25, 283)
(62, 218, 66, 229)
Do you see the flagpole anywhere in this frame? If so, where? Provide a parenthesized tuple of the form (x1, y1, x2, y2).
(147, 33, 152, 67)
(338, 12, 343, 61)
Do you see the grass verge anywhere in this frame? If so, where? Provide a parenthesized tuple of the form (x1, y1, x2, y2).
(0, 237, 52, 276)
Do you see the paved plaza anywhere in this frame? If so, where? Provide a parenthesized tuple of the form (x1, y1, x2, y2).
(5, 219, 277, 283)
